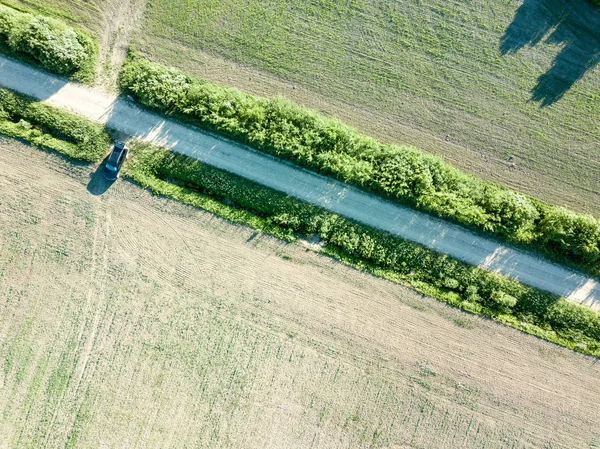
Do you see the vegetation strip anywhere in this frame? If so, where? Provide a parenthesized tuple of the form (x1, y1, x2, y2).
(119, 56, 600, 276)
(137, 0, 600, 218)
(0, 87, 111, 161)
(0, 3, 97, 81)
(0, 79, 598, 356)
(0, 75, 598, 357)
(123, 141, 600, 357)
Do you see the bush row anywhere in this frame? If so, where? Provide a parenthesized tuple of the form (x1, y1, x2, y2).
(125, 141, 600, 357)
(0, 87, 111, 161)
(0, 4, 97, 81)
(119, 56, 600, 275)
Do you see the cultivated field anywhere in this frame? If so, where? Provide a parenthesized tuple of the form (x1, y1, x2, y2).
(1, 139, 600, 449)
(134, 0, 600, 215)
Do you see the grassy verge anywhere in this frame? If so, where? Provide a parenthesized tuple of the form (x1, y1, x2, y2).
(120, 56, 600, 276)
(0, 87, 111, 161)
(124, 141, 600, 358)
(0, 3, 98, 82)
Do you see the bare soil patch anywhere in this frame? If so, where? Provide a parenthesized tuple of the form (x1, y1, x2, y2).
(0, 139, 599, 448)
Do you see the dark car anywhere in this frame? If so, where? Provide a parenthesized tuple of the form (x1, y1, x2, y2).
(103, 141, 128, 181)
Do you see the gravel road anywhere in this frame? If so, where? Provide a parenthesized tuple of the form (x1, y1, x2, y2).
(1, 55, 598, 310)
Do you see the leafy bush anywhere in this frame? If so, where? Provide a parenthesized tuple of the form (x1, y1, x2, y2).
(538, 206, 600, 264)
(124, 141, 600, 357)
(0, 87, 111, 161)
(0, 4, 97, 81)
(490, 290, 518, 309)
(119, 56, 600, 275)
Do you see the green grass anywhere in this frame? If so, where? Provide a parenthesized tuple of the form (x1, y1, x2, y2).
(123, 140, 600, 358)
(0, 0, 105, 34)
(135, 0, 600, 216)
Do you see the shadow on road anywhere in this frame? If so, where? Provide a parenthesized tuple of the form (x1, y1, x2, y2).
(86, 157, 115, 196)
(0, 55, 68, 101)
(500, 0, 600, 106)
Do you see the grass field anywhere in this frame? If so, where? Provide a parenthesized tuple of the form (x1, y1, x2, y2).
(0, 0, 105, 32)
(133, 0, 600, 216)
(1, 139, 600, 448)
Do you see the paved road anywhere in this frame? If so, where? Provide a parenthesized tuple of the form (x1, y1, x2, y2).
(1, 55, 598, 310)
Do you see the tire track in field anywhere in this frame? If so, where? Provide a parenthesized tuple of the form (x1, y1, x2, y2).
(107, 195, 188, 285)
(107, 184, 266, 294)
(97, 0, 148, 87)
(39, 216, 103, 448)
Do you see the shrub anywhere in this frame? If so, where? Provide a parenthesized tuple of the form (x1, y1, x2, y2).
(538, 206, 600, 264)
(442, 278, 460, 290)
(0, 87, 111, 161)
(123, 141, 600, 356)
(490, 290, 518, 309)
(119, 56, 600, 275)
(0, 4, 97, 80)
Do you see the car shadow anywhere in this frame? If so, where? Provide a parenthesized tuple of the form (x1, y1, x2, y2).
(86, 156, 115, 196)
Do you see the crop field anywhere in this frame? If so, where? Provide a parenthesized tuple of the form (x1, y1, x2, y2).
(1, 139, 600, 449)
(134, 0, 600, 215)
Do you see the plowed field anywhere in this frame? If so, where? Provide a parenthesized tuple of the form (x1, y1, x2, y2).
(1, 139, 599, 448)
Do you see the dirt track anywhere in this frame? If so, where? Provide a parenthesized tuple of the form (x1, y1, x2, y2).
(96, 0, 147, 87)
(0, 55, 598, 310)
(1, 139, 599, 448)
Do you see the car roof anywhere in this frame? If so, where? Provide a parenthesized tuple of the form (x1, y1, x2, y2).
(107, 143, 125, 165)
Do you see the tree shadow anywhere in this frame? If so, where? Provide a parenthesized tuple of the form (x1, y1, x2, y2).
(500, 0, 600, 106)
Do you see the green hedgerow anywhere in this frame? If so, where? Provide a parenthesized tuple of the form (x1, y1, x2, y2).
(0, 4, 97, 81)
(123, 141, 600, 357)
(0, 87, 111, 161)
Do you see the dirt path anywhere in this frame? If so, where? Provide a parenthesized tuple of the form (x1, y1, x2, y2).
(0, 140, 599, 448)
(0, 55, 598, 310)
(96, 0, 147, 88)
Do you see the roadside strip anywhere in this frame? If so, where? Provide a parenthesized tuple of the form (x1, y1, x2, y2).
(0, 54, 598, 310)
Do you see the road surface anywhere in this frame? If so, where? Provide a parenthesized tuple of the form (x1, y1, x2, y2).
(0, 55, 598, 310)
